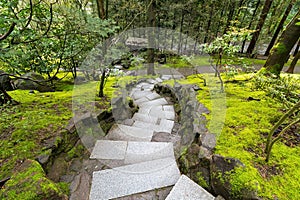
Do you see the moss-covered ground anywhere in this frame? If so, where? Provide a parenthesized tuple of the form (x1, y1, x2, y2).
(0, 74, 117, 189)
(182, 73, 300, 199)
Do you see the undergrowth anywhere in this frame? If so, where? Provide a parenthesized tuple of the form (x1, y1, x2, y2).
(186, 73, 300, 199)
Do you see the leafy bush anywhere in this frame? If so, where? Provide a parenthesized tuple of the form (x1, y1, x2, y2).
(252, 73, 300, 107)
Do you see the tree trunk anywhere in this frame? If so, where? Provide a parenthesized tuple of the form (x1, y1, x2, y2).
(203, 5, 214, 44)
(147, 0, 156, 75)
(246, 0, 273, 56)
(241, 0, 261, 53)
(286, 50, 300, 74)
(96, 0, 105, 19)
(264, 0, 295, 56)
(293, 39, 300, 56)
(264, 10, 300, 76)
(98, 69, 106, 97)
(223, 0, 236, 34)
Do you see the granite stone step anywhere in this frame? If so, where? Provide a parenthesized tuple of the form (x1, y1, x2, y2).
(139, 98, 169, 107)
(90, 140, 175, 165)
(106, 124, 154, 141)
(132, 113, 159, 124)
(132, 120, 173, 134)
(165, 175, 215, 200)
(89, 158, 181, 200)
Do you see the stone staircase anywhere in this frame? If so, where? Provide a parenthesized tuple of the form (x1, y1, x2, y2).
(89, 78, 215, 200)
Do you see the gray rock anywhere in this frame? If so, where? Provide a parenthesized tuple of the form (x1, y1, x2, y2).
(14, 72, 54, 92)
(200, 133, 216, 150)
(132, 113, 159, 124)
(210, 155, 261, 200)
(106, 124, 154, 141)
(89, 158, 180, 200)
(0, 70, 14, 91)
(70, 171, 91, 200)
(166, 175, 214, 200)
(90, 140, 127, 160)
(125, 141, 175, 164)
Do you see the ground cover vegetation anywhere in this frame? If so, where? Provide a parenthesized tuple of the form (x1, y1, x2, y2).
(1, 0, 300, 199)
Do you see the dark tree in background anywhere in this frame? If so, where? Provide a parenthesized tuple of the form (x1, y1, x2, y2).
(264, 10, 300, 76)
(264, 0, 295, 56)
(246, 0, 273, 56)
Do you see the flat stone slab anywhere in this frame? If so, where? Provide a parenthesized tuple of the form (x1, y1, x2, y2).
(131, 90, 153, 100)
(138, 105, 162, 115)
(139, 98, 169, 107)
(133, 120, 173, 134)
(163, 105, 175, 112)
(91, 140, 174, 165)
(90, 140, 127, 160)
(89, 158, 181, 200)
(146, 92, 161, 100)
(165, 175, 214, 200)
(106, 124, 154, 141)
(149, 110, 175, 120)
(125, 141, 175, 164)
(132, 113, 159, 124)
(134, 97, 150, 105)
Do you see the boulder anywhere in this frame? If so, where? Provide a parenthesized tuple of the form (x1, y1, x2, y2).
(0, 70, 14, 91)
(0, 159, 68, 200)
(210, 155, 260, 200)
(14, 72, 54, 92)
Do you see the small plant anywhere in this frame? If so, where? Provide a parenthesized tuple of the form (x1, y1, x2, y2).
(252, 72, 300, 108)
(265, 101, 300, 162)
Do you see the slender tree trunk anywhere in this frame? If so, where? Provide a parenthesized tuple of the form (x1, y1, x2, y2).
(264, 10, 300, 76)
(223, 0, 236, 34)
(96, 0, 105, 19)
(98, 69, 106, 97)
(241, 0, 261, 53)
(286, 50, 300, 73)
(177, 10, 185, 54)
(147, 0, 156, 75)
(293, 39, 300, 56)
(105, 0, 108, 19)
(264, 0, 295, 56)
(203, 5, 214, 44)
(247, 0, 273, 56)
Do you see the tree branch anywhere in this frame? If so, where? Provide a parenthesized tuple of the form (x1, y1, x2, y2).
(0, 22, 16, 41)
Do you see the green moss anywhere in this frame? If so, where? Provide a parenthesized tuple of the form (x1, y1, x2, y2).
(196, 172, 209, 188)
(183, 73, 300, 199)
(0, 160, 66, 200)
(274, 43, 287, 54)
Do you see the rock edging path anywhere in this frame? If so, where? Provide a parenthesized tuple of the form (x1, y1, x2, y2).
(89, 77, 215, 200)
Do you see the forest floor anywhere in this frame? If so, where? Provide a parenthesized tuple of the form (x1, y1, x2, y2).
(0, 61, 300, 199)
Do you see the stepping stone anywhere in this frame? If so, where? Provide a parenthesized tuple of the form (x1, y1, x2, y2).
(90, 140, 174, 165)
(147, 79, 157, 84)
(133, 121, 173, 133)
(132, 113, 159, 124)
(106, 124, 154, 142)
(89, 158, 180, 200)
(165, 175, 214, 200)
(134, 97, 150, 105)
(124, 141, 174, 164)
(138, 105, 161, 115)
(155, 77, 163, 83)
(159, 119, 175, 131)
(149, 110, 175, 120)
(90, 140, 127, 160)
(146, 92, 161, 100)
(163, 105, 175, 112)
(139, 98, 168, 107)
(131, 90, 152, 100)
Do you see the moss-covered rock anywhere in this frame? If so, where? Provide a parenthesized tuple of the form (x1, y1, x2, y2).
(0, 159, 68, 200)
